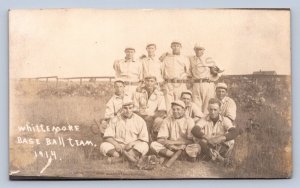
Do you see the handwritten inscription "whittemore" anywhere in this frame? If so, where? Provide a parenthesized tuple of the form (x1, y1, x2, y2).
(15, 122, 97, 164)
(18, 122, 80, 134)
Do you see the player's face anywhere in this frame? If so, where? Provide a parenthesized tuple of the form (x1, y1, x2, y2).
(114, 82, 124, 95)
(145, 78, 156, 89)
(181, 94, 192, 106)
(171, 44, 181, 55)
(125, 49, 135, 59)
(172, 105, 185, 119)
(122, 104, 134, 118)
(216, 88, 227, 100)
(146, 45, 156, 56)
(194, 49, 204, 57)
(208, 103, 220, 119)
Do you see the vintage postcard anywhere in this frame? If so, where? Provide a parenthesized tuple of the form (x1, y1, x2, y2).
(9, 9, 292, 179)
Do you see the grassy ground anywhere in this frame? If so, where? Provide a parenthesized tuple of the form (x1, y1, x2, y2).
(9, 79, 292, 179)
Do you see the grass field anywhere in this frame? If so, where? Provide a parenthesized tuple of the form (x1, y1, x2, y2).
(9, 77, 292, 179)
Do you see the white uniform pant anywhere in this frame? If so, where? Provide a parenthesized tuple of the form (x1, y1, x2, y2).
(150, 141, 200, 157)
(163, 82, 187, 111)
(124, 85, 138, 99)
(192, 82, 216, 114)
(100, 141, 149, 156)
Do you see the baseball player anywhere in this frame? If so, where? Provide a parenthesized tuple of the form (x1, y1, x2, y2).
(215, 83, 237, 122)
(180, 90, 204, 122)
(161, 41, 192, 111)
(133, 75, 167, 142)
(190, 44, 222, 114)
(150, 100, 200, 163)
(99, 80, 131, 134)
(113, 47, 143, 98)
(191, 98, 239, 164)
(141, 43, 164, 85)
(100, 100, 149, 163)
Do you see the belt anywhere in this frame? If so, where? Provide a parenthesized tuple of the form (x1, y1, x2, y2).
(164, 79, 188, 83)
(123, 81, 139, 85)
(193, 78, 211, 83)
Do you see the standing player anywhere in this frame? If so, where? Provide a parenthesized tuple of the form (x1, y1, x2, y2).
(190, 44, 222, 114)
(113, 47, 143, 97)
(161, 41, 191, 110)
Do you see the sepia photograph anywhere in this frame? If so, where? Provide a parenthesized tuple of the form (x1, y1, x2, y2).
(9, 9, 292, 179)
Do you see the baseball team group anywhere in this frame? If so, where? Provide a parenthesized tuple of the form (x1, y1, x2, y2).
(98, 41, 239, 168)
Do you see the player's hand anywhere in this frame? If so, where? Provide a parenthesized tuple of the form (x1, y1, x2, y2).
(176, 145, 186, 150)
(115, 144, 123, 153)
(159, 52, 169, 62)
(209, 66, 218, 75)
(167, 144, 178, 151)
(210, 66, 224, 75)
(166, 144, 183, 151)
(165, 143, 173, 150)
(207, 136, 225, 145)
(125, 142, 135, 151)
(139, 54, 147, 59)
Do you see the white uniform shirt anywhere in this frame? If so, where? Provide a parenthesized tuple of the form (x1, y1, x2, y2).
(220, 96, 237, 121)
(142, 56, 164, 83)
(195, 115, 235, 146)
(157, 116, 194, 141)
(113, 59, 143, 82)
(104, 113, 149, 144)
(104, 93, 131, 119)
(134, 88, 166, 116)
(162, 54, 191, 79)
(190, 56, 220, 81)
(185, 102, 205, 118)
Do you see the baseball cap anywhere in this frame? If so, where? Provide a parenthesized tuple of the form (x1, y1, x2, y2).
(216, 83, 228, 90)
(171, 100, 186, 109)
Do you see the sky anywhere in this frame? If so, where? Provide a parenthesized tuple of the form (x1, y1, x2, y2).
(9, 9, 291, 78)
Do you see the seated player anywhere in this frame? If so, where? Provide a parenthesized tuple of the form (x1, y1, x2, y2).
(150, 100, 200, 163)
(191, 98, 239, 164)
(180, 90, 204, 122)
(215, 82, 237, 122)
(99, 80, 131, 134)
(133, 75, 167, 141)
(100, 100, 149, 163)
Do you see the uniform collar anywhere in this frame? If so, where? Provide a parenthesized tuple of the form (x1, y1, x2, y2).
(124, 58, 136, 62)
(114, 93, 128, 99)
(147, 55, 156, 60)
(171, 115, 185, 120)
(194, 56, 203, 61)
(206, 114, 223, 122)
(120, 113, 135, 120)
(172, 53, 181, 56)
(140, 87, 159, 95)
(220, 96, 229, 103)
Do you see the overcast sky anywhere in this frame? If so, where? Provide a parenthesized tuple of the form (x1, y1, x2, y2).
(9, 9, 290, 78)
